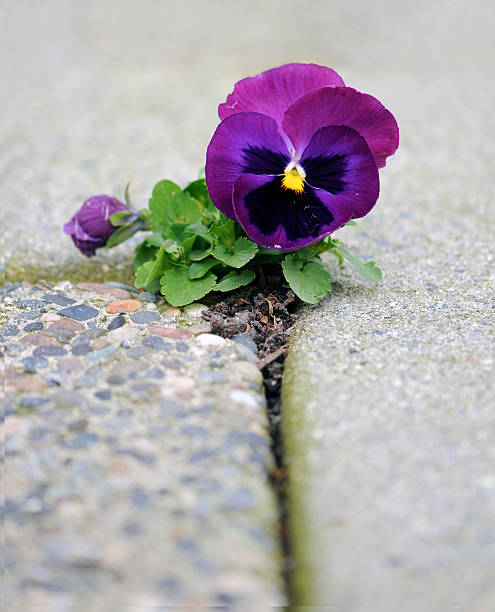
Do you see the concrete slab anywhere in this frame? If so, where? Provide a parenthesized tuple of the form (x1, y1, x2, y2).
(2, 282, 284, 607)
(281, 2, 495, 608)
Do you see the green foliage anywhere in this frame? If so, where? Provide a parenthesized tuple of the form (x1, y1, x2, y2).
(331, 240, 382, 283)
(212, 237, 258, 268)
(105, 177, 382, 306)
(215, 269, 256, 292)
(282, 253, 332, 304)
(160, 266, 217, 306)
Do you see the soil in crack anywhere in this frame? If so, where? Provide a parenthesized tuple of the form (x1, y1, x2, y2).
(202, 264, 299, 589)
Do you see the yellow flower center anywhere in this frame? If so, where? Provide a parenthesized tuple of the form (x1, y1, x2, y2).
(282, 163, 306, 193)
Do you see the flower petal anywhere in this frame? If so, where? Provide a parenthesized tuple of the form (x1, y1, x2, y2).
(283, 86, 399, 168)
(233, 126, 379, 250)
(205, 112, 289, 218)
(232, 174, 344, 251)
(78, 197, 125, 238)
(218, 63, 345, 130)
(301, 125, 380, 219)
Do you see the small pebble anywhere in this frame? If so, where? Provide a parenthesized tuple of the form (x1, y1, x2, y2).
(18, 310, 43, 321)
(2, 324, 20, 336)
(182, 303, 208, 317)
(49, 319, 84, 331)
(18, 299, 45, 309)
(57, 357, 83, 372)
(24, 333, 58, 346)
(187, 323, 212, 334)
(77, 282, 131, 299)
(147, 367, 165, 379)
(19, 396, 48, 408)
(33, 345, 67, 357)
(232, 333, 258, 353)
(91, 337, 110, 350)
(58, 304, 99, 321)
(161, 307, 181, 318)
(152, 327, 191, 339)
(23, 322, 43, 331)
(65, 432, 99, 448)
(107, 299, 142, 314)
(127, 346, 153, 359)
(43, 293, 76, 306)
(22, 356, 48, 372)
(138, 291, 158, 303)
(131, 310, 161, 324)
(196, 333, 227, 348)
(84, 346, 117, 363)
(72, 343, 92, 356)
(94, 390, 111, 400)
(104, 281, 139, 293)
(107, 315, 125, 330)
(142, 336, 168, 350)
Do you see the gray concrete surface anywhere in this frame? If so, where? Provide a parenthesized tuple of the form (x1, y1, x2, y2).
(281, 1, 495, 609)
(2, 281, 283, 607)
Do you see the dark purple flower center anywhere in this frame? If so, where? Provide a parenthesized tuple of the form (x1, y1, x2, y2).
(240, 146, 348, 241)
(242, 146, 289, 175)
(243, 176, 333, 241)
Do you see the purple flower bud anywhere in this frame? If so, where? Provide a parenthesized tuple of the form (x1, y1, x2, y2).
(63, 195, 127, 257)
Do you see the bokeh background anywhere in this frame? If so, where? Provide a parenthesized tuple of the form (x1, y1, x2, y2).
(3, 0, 493, 282)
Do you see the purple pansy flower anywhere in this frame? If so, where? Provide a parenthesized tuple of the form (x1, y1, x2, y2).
(206, 63, 399, 251)
(63, 195, 126, 257)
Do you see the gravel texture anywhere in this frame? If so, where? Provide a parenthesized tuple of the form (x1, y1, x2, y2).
(2, 282, 283, 607)
(281, 2, 495, 608)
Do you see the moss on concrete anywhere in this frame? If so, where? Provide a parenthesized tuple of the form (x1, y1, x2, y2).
(280, 327, 317, 607)
(2, 256, 135, 287)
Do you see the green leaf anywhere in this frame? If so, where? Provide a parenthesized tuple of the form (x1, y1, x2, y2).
(109, 211, 133, 227)
(105, 219, 143, 248)
(215, 269, 256, 292)
(124, 181, 132, 207)
(184, 179, 210, 209)
(292, 245, 319, 260)
(345, 220, 357, 226)
(148, 179, 181, 226)
(189, 256, 221, 279)
(133, 242, 157, 272)
(212, 236, 258, 268)
(184, 223, 213, 241)
(144, 233, 167, 247)
(170, 191, 204, 225)
(282, 254, 332, 304)
(164, 223, 198, 261)
(135, 246, 170, 289)
(148, 180, 203, 231)
(135, 262, 154, 288)
(208, 217, 236, 247)
(160, 266, 217, 306)
(184, 178, 221, 224)
(257, 247, 283, 256)
(334, 243, 382, 282)
(328, 247, 344, 266)
(189, 248, 211, 261)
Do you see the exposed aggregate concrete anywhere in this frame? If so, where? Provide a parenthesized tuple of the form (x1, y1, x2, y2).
(2, 282, 284, 608)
